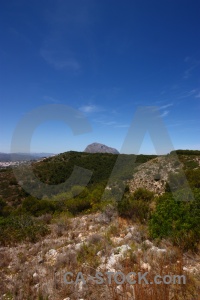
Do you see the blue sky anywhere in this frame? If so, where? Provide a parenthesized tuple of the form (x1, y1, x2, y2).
(1, 0, 200, 154)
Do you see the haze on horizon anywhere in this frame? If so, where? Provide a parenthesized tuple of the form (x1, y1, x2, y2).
(1, 1, 200, 154)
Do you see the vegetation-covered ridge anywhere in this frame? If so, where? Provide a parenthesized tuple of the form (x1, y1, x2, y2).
(0, 151, 157, 205)
(170, 149, 200, 155)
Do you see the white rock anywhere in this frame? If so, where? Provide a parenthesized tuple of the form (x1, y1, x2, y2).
(34, 283, 40, 290)
(124, 232, 132, 240)
(98, 245, 131, 272)
(143, 240, 153, 247)
(74, 242, 84, 251)
(47, 249, 57, 257)
(33, 272, 38, 278)
(97, 251, 102, 256)
(116, 285, 123, 294)
(100, 256, 106, 263)
(157, 248, 167, 253)
(150, 246, 166, 253)
(127, 226, 135, 233)
(45, 248, 58, 266)
(89, 225, 95, 230)
(126, 291, 132, 298)
(141, 262, 151, 271)
(183, 266, 198, 273)
(111, 237, 123, 245)
(78, 281, 84, 292)
(116, 244, 131, 253)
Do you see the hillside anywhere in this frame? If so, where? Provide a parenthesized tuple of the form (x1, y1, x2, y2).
(0, 151, 156, 205)
(0, 150, 200, 299)
(0, 150, 200, 209)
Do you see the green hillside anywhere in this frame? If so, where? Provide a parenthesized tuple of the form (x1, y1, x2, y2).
(0, 151, 157, 206)
(0, 150, 200, 250)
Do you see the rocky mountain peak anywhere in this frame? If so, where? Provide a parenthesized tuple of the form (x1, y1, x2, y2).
(84, 142, 119, 154)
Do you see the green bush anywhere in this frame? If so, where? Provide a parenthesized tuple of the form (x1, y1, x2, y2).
(184, 160, 198, 169)
(166, 168, 200, 192)
(0, 198, 7, 216)
(64, 197, 92, 215)
(186, 169, 200, 188)
(165, 172, 187, 192)
(77, 241, 101, 269)
(71, 185, 89, 197)
(22, 196, 56, 216)
(0, 198, 12, 217)
(0, 214, 49, 245)
(133, 188, 154, 202)
(117, 188, 154, 223)
(170, 150, 200, 155)
(149, 189, 200, 250)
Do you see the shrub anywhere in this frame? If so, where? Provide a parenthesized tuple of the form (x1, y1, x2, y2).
(186, 169, 200, 188)
(133, 188, 154, 202)
(165, 171, 187, 192)
(0, 198, 7, 216)
(22, 196, 56, 216)
(88, 233, 102, 244)
(64, 197, 92, 215)
(173, 160, 181, 168)
(166, 169, 200, 193)
(117, 189, 154, 223)
(149, 189, 200, 250)
(37, 213, 52, 224)
(77, 242, 101, 270)
(184, 160, 198, 169)
(120, 199, 150, 223)
(71, 185, 89, 198)
(0, 214, 49, 245)
(0, 251, 11, 267)
(106, 224, 119, 236)
(55, 250, 77, 269)
(54, 217, 71, 237)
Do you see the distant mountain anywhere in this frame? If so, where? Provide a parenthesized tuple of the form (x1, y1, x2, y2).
(0, 153, 54, 162)
(84, 142, 119, 154)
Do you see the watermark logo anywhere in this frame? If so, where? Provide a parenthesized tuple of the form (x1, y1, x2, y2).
(63, 271, 186, 285)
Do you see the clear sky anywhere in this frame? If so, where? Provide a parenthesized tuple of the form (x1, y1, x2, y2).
(1, 0, 200, 154)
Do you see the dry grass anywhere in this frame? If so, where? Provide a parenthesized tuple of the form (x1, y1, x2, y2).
(0, 214, 199, 300)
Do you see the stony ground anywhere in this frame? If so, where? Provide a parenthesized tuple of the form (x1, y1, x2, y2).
(1, 206, 200, 300)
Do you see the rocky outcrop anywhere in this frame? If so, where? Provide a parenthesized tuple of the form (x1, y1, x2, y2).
(128, 156, 183, 195)
(84, 143, 119, 154)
